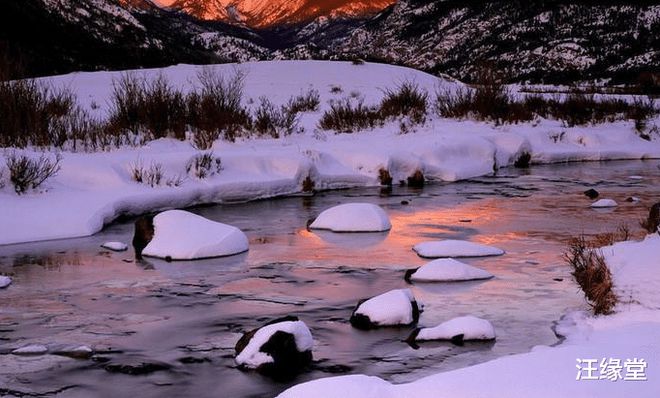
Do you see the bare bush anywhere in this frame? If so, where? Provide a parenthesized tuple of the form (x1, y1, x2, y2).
(253, 97, 298, 138)
(0, 78, 76, 148)
(380, 81, 428, 125)
(188, 67, 251, 144)
(6, 152, 62, 194)
(319, 98, 382, 133)
(564, 236, 617, 315)
(130, 161, 165, 187)
(186, 152, 222, 179)
(285, 89, 320, 114)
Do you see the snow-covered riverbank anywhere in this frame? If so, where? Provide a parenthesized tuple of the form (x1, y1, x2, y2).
(1, 61, 659, 245)
(279, 234, 660, 397)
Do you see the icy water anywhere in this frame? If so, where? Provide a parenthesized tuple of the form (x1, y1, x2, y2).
(1, 160, 659, 398)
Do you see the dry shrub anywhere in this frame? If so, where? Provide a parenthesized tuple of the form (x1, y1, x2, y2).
(640, 203, 660, 234)
(302, 175, 315, 193)
(253, 97, 298, 138)
(285, 89, 320, 114)
(187, 68, 251, 144)
(318, 98, 382, 133)
(6, 152, 62, 194)
(564, 236, 617, 315)
(380, 81, 428, 125)
(378, 167, 392, 186)
(186, 152, 222, 179)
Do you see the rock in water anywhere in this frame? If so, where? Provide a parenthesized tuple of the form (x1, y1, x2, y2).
(591, 199, 618, 208)
(0, 276, 12, 289)
(584, 189, 599, 199)
(309, 203, 391, 232)
(644, 202, 660, 233)
(350, 289, 420, 330)
(408, 315, 496, 345)
(407, 170, 425, 188)
(405, 258, 493, 283)
(235, 316, 313, 380)
(132, 215, 154, 259)
(101, 241, 128, 252)
(413, 240, 505, 258)
(141, 210, 249, 260)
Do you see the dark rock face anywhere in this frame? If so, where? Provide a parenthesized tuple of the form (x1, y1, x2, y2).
(349, 297, 420, 330)
(132, 215, 154, 259)
(407, 170, 425, 188)
(584, 189, 600, 199)
(514, 152, 531, 168)
(643, 202, 660, 233)
(404, 268, 419, 283)
(235, 316, 312, 380)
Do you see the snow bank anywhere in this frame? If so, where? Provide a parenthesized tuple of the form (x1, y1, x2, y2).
(351, 289, 418, 328)
(413, 240, 505, 258)
(406, 259, 493, 282)
(101, 241, 128, 251)
(1, 61, 659, 246)
(278, 235, 660, 398)
(235, 320, 313, 368)
(414, 316, 496, 342)
(142, 210, 248, 260)
(591, 199, 618, 208)
(0, 276, 12, 289)
(310, 203, 391, 232)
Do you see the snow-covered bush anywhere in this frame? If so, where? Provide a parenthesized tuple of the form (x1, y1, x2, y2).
(186, 152, 222, 179)
(5, 152, 62, 194)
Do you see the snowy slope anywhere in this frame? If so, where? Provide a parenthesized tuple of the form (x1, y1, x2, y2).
(0, 61, 659, 245)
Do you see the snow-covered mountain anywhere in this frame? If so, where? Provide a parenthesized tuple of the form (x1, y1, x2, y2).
(166, 0, 394, 27)
(314, 0, 660, 83)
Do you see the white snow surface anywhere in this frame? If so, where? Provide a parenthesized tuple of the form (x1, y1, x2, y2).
(235, 320, 313, 368)
(1, 60, 659, 245)
(278, 234, 660, 398)
(142, 210, 248, 260)
(0, 276, 12, 288)
(415, 315, 496, 341)
(591, 198, 619, 208)
(409, 259, 493, 282)
(310, 203, 391, 232)
(12, 345, 48, 355)
(101, 241, 128, 251)
(413, 240, 505, 258)
(354, 289, 416, 326)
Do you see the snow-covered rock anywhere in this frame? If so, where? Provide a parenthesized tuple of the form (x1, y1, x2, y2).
(101, 241, 128, 251)
(350, 289, 420, 329)
(235, 316, 313, 377)
(12, 344, 48, 356)
(410, 315, 496, 344)
(405, 259, 494, 283)
(142, 210, 249, 260)
(53, 345, 94, 359)
(413, 240, 505, 258)
(0, 276, 12, 289)
(309, 203, 392, 232)
(591, 199, 618, 208)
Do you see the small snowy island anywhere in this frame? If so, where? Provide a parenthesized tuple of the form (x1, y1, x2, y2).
(413, 240, 505, 258)
(309, 203, 392, 233)
(405, 258, 494, 282)
(141, 210, 249, 260)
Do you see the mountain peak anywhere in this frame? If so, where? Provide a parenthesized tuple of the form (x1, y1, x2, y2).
(164, 0, 395, 27)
